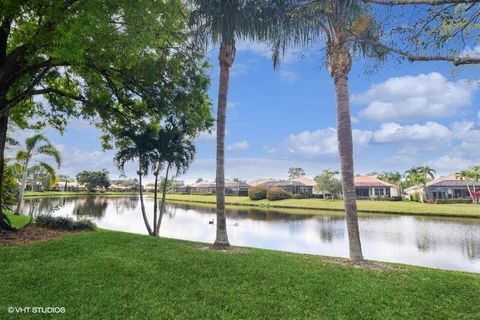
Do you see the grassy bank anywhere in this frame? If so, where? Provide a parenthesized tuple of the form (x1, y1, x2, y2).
(0, 230, 479, 319)
(4, 211, 31, 228)
(24, 191, 145, 198)
(166, 194, 480, 218)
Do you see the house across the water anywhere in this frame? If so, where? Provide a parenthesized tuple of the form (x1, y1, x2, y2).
(258, 180, 313, 196)
(354, 175, 399, 198)
(425, 174, 476, 200)
(187, 180, 249, 196)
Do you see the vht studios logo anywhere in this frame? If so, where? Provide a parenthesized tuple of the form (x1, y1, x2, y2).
(7, 306, 66, 314)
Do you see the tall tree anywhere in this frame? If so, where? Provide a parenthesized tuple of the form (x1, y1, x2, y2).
(76, 170, 111, 192)
(189, 0, 268, 247)
(15, 134, 61, 214)
(0, 0, 194, 230)
(288, 167, 306, 179)
(416, 166, 436, 181)
(315, 169, 341, 199)
(115, 124, 159, 236)
(270, 0, 386, 260)
(153, 123, 196, 235)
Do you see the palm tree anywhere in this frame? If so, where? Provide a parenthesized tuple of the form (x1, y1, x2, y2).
(114, 124, 159, 236)
(416, 165, 436, 181)
(153, 124, 196, 235)
(378, 171, 402, 194)
(189, 0, 268, 247)
(15, 134, 61, 214)
(269, 0, 385, 261)
(456, 166, 480, 204)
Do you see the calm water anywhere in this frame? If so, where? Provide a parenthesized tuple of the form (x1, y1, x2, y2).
(22, 196, 480, 273)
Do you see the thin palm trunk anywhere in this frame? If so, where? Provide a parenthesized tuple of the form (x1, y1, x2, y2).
(153, 171, 159, 235)
(15, 159, 29, 214)
(0, 111, 14, 231)
(156, 163, 170, 234)
(214, 41, 235, 247)
(138, 158, 153, 235)
(333, 71, 363, 261)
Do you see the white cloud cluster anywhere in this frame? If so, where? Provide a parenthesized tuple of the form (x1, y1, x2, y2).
(371, 122, 451, 143)
(461, 45, 480, 58)
(353, 73, 476, 122)
(227, 140, 250, 152)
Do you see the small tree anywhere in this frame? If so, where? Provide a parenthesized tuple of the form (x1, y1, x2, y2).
(76, 170, 111, 192)
(315, 170, 341, 199)
(288, 167, 306, 180)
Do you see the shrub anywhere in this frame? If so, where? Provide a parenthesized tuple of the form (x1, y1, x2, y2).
(266, 187, 290, 201)
(35, 215, 96, 231)
(291, 193, 310, 199)
(248, 186, 267, 200)
(410, 192, 420, 202)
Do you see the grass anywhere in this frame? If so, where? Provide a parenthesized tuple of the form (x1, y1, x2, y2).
(165, 194, 480, 218)
(0, 230, 478, 319)
(4, 211, 31, 229)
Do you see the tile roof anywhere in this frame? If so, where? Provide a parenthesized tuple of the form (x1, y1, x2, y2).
(354, 175, 397, 188)
(290, 176, 316, 187)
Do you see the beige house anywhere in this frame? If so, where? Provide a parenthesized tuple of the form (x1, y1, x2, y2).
(290, 176, 320, 194)
(354, 175, 399, 198)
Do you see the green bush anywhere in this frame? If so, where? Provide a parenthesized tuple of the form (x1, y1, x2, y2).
(266, 187, 290, 201)
(35, 215, 96, 231)
(291, 193, 310, 199)
(248, 186, 267, 200)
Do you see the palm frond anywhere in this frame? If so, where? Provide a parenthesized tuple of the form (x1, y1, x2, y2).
(37, 144, 62, 167)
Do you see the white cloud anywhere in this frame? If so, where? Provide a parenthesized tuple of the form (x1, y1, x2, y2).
(236, 41, 272, 59)
(227, 140, 250, 152)
(353, 73, 477, 122)
(279, 69, 298, 84)
(461, 45, 480, 58)
(283, 128, 372, 158)
(428, 156, 474, 172)
(372, 122, 451, 143)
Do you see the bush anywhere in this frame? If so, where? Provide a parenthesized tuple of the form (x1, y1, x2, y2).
(291, 193, 310, 199)
(35, 215, 96, 231)
(248, 186, 267, 200)
(266, 187, 290, 201)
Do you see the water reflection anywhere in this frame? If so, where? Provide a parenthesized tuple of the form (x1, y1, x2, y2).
(22, 196, 480, 273)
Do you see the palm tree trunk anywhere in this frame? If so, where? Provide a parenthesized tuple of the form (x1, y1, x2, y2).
(333, 72, 363, 261)
(0, 111, 14, 231)
(153, 170, 159, 235)
(214, 41, 235, 247)
(156, 163, 170, 234)
(15, 159, 29, 214)
(137, 159, 153, 235)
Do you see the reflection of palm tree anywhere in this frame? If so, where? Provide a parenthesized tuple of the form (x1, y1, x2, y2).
(463, 237, 480, 260)
(73, 197, 108, 218)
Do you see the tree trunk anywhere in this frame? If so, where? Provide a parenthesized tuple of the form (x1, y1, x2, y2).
(15, 158, 29, 214)
(156, 163, 170, 234)
(214, 40, 235, 247)
(153, 170, 159, 236)
(0, 110, 14, 231)
(137, 159, 153, 236)
(334, 73, 363, 261)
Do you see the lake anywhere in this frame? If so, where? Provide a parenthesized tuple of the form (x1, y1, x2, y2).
(22, 196, 480, 273)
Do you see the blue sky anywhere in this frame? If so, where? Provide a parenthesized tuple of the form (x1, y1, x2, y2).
(26, 40, 480, 183)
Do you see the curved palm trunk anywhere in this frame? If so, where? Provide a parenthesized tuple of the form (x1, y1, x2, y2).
(329, 39, 363, 261)
(156, 163, 170, 234)
(214, 41, 235, 247)
(0, 111, 14, 231)
(15, 158, 29, 214)
(153, 171, 159, 236)
(138, 159, 153, 236)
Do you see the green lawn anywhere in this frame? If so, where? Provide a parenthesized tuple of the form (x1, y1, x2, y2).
(0, 230, 478, 319)
(166, 194, 480, 218)
(4, 211, 31, 229)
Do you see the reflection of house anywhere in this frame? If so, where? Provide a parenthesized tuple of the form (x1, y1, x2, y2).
(290, 176, 320, 195)
(259, 180, 313, 196)
(187, 180, 249, 196)
(424, 174, 475, 200)
(52, 181, 86, 192)
(354, 175, 399, 198)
